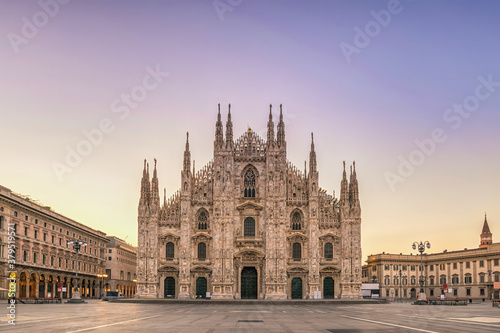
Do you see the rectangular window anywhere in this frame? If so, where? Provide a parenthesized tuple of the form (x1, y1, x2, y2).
(480, 288, 485, 296)
(25, 215, 28, 221)
(411, 278, 416, 285)
(120, 271, 124, 280)
(24, 227, 28, 236)
(430, 277, 434, 285)
(480, 275, 485, 283)
(59, 258, 62, 267)
(453, 263, 457, 269)
(23, 250, 28, 261)
(59, 238, 62, 246)
(465, 276, 472, 283)
(429, 265, 433, 271)
(479, 260, 484, 267)
(108, 257, 112, 260)
(466, 288, 471, 296)
(454, 289, 457, 296)
(430, 289, 434, 296)
(109, 249, 112, 253)
(14, 211, 18, 217)
(385, 264, 389, 270)
(386, 290, 389, 297)
(394, 278, 398, 285)
(452, 276, 459, 284)
(466, 262, 470, 269)
(52, 236, 55, 243)
(394, 265, 398, 270)
(51, 257, 54, 266)
(494, 259, 499, 266)
(439, 264, 445, 270)
(34, 230, 38, 239)
(42, 254, 46, 265)
(402, 265, 407, 271)
(33, 253, 37, 263)
(35, 219, 38, 224)
(411, 265, 415, 271)
(384, 278, 390, 285)
(43, 233, 47, 242)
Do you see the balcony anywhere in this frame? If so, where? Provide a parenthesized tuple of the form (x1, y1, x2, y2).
(159, 258, 179, 266)
(235, 236, 263, 248)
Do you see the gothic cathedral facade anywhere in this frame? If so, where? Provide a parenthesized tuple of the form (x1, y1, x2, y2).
(136, 105, 362, 299)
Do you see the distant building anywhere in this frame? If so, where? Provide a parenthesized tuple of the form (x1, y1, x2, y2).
(0, 185, 108, 299)
(104, 236, 137, 297)
(136, 105, 363, 299)
(364, 215, 500, 300)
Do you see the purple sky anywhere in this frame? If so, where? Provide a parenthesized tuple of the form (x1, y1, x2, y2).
(1, 0, 499, 260)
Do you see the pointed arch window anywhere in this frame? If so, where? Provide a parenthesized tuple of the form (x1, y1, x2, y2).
(166, 242, 174, 259)
(244, 169, 256, 197)
(291, 212, 302, 230)
(292, 243, 301, 259)
(244, 217, 255, 237)
(198, 211, 208, 230)
(324, 242, 333, 259)
(198, 242, 206, 259)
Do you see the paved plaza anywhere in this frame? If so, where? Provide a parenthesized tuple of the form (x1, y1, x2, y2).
(1, 300, 500, 332)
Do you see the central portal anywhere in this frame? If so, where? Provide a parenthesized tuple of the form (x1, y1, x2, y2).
(241, 267, 258, 299)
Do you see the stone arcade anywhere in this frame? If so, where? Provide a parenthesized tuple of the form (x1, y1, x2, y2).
(136, 105, 362, 299)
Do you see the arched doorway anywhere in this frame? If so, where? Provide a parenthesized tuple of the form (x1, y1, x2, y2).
(29, 273, 37, 298)
(39, 274, 46, 298)
(19, 272, 27, 298)
(47, 276, 53, 298)
(410, 288, 417, 299)
(164, 277, 175, 298)
(196, 277, 207, 298)
(291, 277, 302, 299)
(241, 267, 258, 299)
(323, 277, 334, 299)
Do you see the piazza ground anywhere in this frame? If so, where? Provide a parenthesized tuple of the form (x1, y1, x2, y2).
(1, 300, 500, 332)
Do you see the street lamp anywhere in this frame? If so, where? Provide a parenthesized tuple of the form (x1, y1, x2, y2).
(395, 269, 407, 302)
(67, 239, 87, 303)
(412, 241, 430, 300)
(97, 273, 108, 298)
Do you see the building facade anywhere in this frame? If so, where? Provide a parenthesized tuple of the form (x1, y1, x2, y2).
(137, 105, 362, 299)
(0, 185, 108, 299)
(104, 236, 137, 297)
(364, 215, 500, 300)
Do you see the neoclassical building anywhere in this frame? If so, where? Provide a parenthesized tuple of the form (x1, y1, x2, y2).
(0, 185, 108, 300)
(364, 215, 499, 300)
(136, 105, 362, 299)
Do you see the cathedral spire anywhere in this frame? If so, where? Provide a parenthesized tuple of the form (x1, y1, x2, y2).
(151, 158, 160, 210)
(183, 132, 191, 172)
(340, 161, 348, 203)
(225, 104, 233, 149)
(309, 132, 317, 174)
(480, 212, 493, 248)
(277, 104, 285, 148)
(139, 159, 150, 208)
(267, 104, 275, 147)
(215, 104, 224, 150)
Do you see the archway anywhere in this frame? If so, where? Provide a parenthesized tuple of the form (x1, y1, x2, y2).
(47, 276, 53, 298)
(196, 277, 207, 298)
(39, 275, 46, 298)
(19, 272, 27, 298)
(291, 277, 302, 299)
(241, 267, 258, 299)
(410, 288, 417, 299)
(323, 277, 334, 299)
(164, 277, 175, 298)
(29, 273, 37, 298)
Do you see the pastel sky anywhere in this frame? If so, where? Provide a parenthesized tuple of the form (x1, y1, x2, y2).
(1, 0, 499, 261)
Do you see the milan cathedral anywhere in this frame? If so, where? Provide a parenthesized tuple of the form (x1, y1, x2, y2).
(136, 104, 362, 299)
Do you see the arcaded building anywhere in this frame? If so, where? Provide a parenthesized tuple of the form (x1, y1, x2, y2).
(136, 105, 362, 299)
(0, 185, 108, 299)
(364, 215, 500, 300)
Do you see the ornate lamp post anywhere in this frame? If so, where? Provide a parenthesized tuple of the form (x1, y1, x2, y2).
(412, 241, 430, 300)
(67, 239, 87, 303)
(97, 273, 108, 298)
(396, 269, 407, 302)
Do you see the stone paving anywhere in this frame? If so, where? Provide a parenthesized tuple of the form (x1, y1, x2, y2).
(1, 299, 500, 332)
